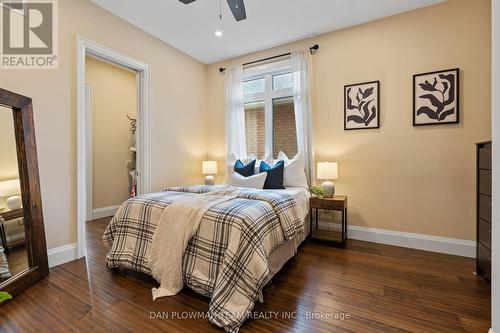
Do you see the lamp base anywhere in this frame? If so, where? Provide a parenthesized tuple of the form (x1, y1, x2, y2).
(204, 175, 215, 186)
(321, 181, 335, 198)
(6, 195, 22, 210)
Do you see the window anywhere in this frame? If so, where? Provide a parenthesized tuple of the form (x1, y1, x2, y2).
(244, 101, 265, 157)
(243, 59, 296, 159)
(243, 78, 265, 95)
(273, 73, 292, 91)
(273, 97, 297, 158)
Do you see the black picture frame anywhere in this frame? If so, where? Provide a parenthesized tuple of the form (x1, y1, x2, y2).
(344, 80, 380, 131)
(413, 68, 459, 126)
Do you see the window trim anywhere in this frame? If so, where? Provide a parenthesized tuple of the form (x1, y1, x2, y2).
(243, 59, 294, 158)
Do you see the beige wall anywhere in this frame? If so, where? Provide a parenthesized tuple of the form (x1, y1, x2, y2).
(85, 57, 136, 209)
(207, 0, 491, 240)
(0, 0, 490, 251)
(0, 107, 18, 182)
(0, 0, 208, 250)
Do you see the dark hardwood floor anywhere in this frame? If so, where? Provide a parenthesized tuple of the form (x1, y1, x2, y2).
(0, 217, 491, 332)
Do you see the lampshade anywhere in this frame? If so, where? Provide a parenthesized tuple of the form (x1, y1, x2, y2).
(0, 179, 21, 196)
(202, 161, 218, 175)
(317, 162, 338, 180)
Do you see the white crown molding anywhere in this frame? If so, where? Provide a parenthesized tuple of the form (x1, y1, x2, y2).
(317, 221, 476, 258)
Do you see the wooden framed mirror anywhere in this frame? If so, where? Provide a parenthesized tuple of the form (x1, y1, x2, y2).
(0, 88, 48, 299)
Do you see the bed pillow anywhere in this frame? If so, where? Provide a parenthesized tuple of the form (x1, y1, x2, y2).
(278, 151, 309, 188)
(254, 152, 273, 175)
(234, 159, 256, 177)
(227, 171, 267, 189)
(228, 153, 256, 166)
(259, 160, 285, 189)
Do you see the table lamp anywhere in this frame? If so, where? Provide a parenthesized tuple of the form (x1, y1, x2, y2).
(317, 162, 338, 198)
(202, 161, 218, 185)
(0, 179, 22, 210)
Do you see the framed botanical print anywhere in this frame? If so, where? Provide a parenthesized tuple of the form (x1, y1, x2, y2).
(413, 68, 459, 126)
(344, 80, 380, 130)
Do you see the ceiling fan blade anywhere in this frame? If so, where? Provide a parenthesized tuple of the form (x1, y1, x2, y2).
(226, 0, 246, 22)
(179, 0, 196, 4)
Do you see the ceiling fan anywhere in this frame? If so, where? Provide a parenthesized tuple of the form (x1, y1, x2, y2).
(179, 0, 247, 22)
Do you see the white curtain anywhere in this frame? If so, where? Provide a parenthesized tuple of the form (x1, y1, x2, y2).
(225, 66, 247, 160)
(291, 50, 315, 185)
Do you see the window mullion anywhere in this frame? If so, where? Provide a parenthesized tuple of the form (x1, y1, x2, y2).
(264, 74, 273, 159)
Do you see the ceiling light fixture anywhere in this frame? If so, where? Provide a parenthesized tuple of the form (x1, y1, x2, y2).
(214, 0, 223, 37)
(180, 0, 246, 22)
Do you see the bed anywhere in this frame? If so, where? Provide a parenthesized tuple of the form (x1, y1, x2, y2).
(103, 184, 310, 333)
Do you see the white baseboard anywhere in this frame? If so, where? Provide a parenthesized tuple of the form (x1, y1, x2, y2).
(47, 243, 78, 268)
(43, 220, 476, 269)
(92, 205, 121, 220)
(317, 221, 476, 258)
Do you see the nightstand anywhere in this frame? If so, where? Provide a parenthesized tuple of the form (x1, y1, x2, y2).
(0, 208, 23, 253)
(309, 196, 348, 248)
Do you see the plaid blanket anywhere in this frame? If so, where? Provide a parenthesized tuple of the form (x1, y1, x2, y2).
(103, 185, 303, 333)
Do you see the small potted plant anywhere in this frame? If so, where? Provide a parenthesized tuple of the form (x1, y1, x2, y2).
(0, 291, 12, 303)
(310, 185, 325, 198)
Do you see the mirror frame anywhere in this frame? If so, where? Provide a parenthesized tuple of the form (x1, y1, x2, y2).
(0, 88, 48, 299)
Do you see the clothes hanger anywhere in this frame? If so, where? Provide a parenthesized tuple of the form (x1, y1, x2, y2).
(127, 114, 137, 132)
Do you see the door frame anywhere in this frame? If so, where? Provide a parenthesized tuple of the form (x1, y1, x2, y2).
(76, 36, 151, 258)
(84, 83, 93, 221)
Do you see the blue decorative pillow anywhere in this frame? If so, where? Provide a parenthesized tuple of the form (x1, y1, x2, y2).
(234, 159, 256, 177)
(259, 160, 285, 189)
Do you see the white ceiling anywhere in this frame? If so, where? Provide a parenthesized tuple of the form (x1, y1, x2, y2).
(90, 0, 444, 64)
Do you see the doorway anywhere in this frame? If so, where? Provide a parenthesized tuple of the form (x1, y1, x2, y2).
(85, 57, 138, 222)
(76, 37, 151, 259)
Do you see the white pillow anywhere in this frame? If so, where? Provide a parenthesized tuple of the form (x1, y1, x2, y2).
(227, 153, 256, 167)
(227, 171, 267, 189)
(278, 151, 309, 188)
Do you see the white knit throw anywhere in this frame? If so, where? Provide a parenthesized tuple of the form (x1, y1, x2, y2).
(149, 187, 240, 300)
